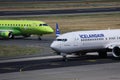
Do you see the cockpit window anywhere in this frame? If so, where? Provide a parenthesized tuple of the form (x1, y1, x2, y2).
(55, 39, 67, 42)
(39, 24, 48, 26)
(39, 24, 42, 26)
(43, 24, 48, 26)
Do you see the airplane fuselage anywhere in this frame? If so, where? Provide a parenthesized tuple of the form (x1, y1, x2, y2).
(0, 20, 54, 39)
(51, 29, 120, 59)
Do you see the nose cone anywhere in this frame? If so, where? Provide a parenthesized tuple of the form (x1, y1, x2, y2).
(47, 27, 54, 33)
(50, 42, 60, 52)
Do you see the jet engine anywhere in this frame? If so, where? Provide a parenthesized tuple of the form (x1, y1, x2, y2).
(112, 46, 120, 58)
(0, 31, 13, 39)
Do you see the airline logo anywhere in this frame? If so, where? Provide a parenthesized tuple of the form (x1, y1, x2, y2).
(79, 34, 104, 38)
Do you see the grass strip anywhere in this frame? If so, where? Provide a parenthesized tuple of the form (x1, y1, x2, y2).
(0, 45, 41, 57)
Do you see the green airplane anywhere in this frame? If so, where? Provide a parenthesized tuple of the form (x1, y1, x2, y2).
(0, 20, 54, 39)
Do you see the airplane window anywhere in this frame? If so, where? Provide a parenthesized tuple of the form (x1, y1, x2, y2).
(55, 39, 67, 42)
(56, 39, 62, 41)
(39, 24, 48, 26)
(43, 24, 48, 26)
(39, 24, 42, 26)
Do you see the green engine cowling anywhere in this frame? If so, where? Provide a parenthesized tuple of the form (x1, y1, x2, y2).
(0, 31, 13, 39)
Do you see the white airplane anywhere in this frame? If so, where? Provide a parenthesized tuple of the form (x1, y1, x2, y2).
(50, 24, 120, 61)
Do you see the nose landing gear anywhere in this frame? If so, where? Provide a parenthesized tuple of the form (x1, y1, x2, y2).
(61, 53, 67, 62)
(38, 34, 42, 40)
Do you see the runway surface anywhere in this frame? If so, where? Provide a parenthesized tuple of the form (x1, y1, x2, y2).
(0, 7, 120, 16)
(0, 55, 120, 80)
(0, 54, 119, 73)
(0, 36, 53, 47)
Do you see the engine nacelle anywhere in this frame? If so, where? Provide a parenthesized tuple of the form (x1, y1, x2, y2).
(112, 46, 120, 58)
(0, 31, 12, 39)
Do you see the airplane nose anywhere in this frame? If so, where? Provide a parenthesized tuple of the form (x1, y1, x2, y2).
(50, 43, 56, 50)
(50, 42, 59, 52)
(49, 28, 54, 33)
(47, 27, 54, 33)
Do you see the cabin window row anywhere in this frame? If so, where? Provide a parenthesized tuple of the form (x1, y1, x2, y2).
(0, 24, 31, 27)
(81, 38, 104, 41)
(81, 37, 120, 42)
(55, 39, 67, 42)
(106, 37, 120, 40)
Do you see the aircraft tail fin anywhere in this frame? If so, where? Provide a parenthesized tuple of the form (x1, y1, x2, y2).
(56, 23, 60, 37)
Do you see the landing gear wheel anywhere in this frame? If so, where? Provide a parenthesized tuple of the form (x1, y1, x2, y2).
(98, 51, 107, 58)
(8, 32, 14, 39)
(61, 53, 67, 62)
(38, 37, 41, 40)
(38, 35, 42, 40)
(81, 53, 86, 56)
(75, 53, 86, 57)
(23, 35, 31, 38)
(63, 55, 67, 62)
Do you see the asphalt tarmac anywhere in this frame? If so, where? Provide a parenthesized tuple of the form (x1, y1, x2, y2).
(0, 55, 120, 80)
(0, 53, 119, 73)
(0, 7, 120, 16)
(0, 36, 53, 47)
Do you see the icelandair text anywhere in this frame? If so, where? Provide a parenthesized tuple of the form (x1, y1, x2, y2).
(80, 34, 104, 38)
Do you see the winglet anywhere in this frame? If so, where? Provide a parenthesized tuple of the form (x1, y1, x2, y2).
(56, 23, 60, 37)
